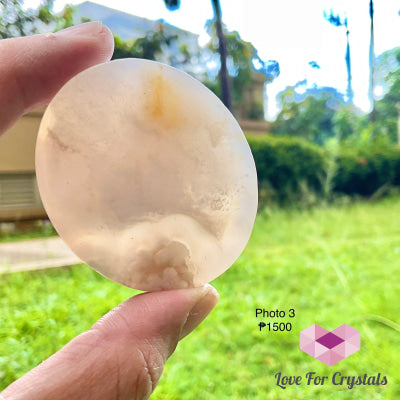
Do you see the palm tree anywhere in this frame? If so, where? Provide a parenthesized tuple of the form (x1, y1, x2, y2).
(369, 0, 375, 121)
(163, 0, 231, 110)
(344, 18, 353, 104)
(324, 10, 353, 104)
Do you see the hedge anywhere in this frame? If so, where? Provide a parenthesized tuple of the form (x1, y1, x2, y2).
(246, 135, 326, 203)
(246, 134, 400, 201)
(333, 146, 400, 196)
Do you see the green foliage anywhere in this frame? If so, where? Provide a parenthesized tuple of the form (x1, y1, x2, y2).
(112, 27, 191, 69)
(372, 47, 400, 143)
(0, 0, 75, 38)
(224, 29, 258, 107)
(247, 133, 400, 203)
(272, 55, 400, 146)
(0, 220, 56, 242)
(205, 24, 253, 105)
(204, 22, 279, 118)
(334, 143, 400, 196)
(1, 197, 399, 399)
(247, 135, 326, 205)
(113, 30, 173, 61)
(53, 4, 75, 31)
(332, 104, 361, 139)
(272, 85, 346, 144)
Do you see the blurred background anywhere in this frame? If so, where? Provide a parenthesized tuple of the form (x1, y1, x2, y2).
(0, 1, 399, 399)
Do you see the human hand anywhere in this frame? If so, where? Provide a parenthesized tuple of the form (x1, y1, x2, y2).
(0, 22, 219, 400)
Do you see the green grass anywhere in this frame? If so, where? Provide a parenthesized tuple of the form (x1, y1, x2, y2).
(1, 197, 399, 399)
(0, 220, 57, 243)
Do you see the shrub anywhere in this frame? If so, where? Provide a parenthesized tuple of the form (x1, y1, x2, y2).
(334, 145, 400, 196)
(246, 135, 326, 204)
(246, 134, 400, 204)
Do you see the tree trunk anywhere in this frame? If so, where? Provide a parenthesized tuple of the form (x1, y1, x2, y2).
(211, 0, 231, 111)
(345, 23, 353, 104)
(369, 0, 376, 122)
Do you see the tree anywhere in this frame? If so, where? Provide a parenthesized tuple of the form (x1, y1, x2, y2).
(163, 0, 232, 110)
(369, 0, 376, 121)
(324, 10, 353, 104)
(369, 46, 400, 143)
(0, 0, 74, 38)
(204, 22, 279, 118)
(210, 0, 230, 110)
(112, 25, 192, 71)
(272, 84, 346, 144)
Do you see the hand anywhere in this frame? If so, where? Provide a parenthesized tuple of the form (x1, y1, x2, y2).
(0, 22, 219, 400)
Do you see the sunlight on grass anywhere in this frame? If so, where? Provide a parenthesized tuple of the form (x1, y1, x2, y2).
(1, 197, 399, 399)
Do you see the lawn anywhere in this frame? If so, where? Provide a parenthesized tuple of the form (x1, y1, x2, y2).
(0, 197, 399, 399)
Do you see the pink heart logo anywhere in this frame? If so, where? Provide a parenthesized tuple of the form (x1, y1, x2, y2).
(300, 324, 360, 366)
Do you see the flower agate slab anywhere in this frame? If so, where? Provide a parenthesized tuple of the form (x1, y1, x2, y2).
(35, 59, 258, 291)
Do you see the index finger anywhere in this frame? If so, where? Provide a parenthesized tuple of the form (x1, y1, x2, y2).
(0, 21, 114, 135)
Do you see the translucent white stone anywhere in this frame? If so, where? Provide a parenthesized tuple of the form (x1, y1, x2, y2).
(35, 59, 258, 291)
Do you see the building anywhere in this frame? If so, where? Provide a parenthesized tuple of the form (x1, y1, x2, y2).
(0, 108, 46, 222)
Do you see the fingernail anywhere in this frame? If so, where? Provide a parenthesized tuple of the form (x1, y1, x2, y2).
(56, 21, 104, 36)
(180, 285, 219, 340)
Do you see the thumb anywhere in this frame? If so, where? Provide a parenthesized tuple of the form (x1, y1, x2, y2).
(0, 285, 219, 400)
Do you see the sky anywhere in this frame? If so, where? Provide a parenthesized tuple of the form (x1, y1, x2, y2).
(24, 0, 400, 118)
